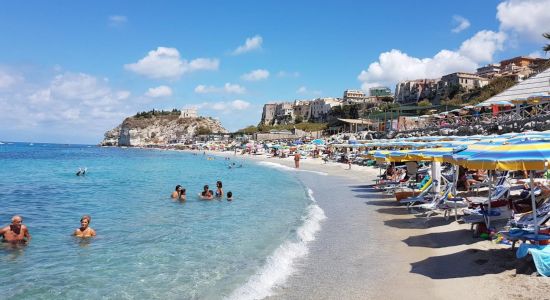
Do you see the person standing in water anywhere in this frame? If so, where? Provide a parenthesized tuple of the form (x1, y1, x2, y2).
(171, 185, 182, 199)
(294, 152, 301, 168)
(74, 215, 96, 238)
(0, 215, 31, 243)
(215, 181, 224, 198)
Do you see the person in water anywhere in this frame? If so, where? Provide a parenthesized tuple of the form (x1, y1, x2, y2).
(0, 215, 31, 243)
(76, 167, 87, 176)
(201, 185, 213, 200)
(215, 181, 224, 198)
(227, 191, 233, 201)
(171, 185, 182, 198)
(179, 188, 187, 201)
(73, 215, 96, 238)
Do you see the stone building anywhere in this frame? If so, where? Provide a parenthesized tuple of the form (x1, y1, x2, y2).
(309, 97, 342, 121)
(343, 89, 366, 105)
(180, 108, 198, 118)
(261, 103, 277, 125)
(394, 79, 438, 104)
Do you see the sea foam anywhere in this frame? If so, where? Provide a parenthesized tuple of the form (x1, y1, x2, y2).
(257, 161, 328, 176)
(227, 188, 326, 300)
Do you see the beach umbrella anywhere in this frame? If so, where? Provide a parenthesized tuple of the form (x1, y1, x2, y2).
(456, 138, 550, 235)
(311, 139, 325, 145)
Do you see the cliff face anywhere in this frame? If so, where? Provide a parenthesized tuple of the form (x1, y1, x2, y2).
(100, 115, 228, 146)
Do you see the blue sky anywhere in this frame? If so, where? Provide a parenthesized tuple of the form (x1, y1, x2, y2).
(0, 0, 548, 143)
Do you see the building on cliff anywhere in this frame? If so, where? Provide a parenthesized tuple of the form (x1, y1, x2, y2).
(180, 108, 198, 118)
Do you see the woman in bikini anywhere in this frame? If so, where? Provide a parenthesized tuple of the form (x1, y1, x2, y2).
(215, 181, 224, 198)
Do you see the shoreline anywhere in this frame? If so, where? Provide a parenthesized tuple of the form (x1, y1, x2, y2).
(202, 150, 549, 299)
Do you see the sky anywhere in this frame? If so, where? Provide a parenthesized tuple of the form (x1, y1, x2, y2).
(0, 0, 549, 144)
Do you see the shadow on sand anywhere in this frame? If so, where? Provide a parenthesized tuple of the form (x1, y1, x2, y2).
(376, 207, 414, 215)
(384, 215, 455, 229)
(403, 229, 478, 248)
(410, 248, 528, 279)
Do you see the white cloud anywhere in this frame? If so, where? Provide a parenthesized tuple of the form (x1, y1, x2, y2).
(296, 86, 322, 95)
(277, 71, 300, 78)
(458, 30, 506, 63)
(232, 35, 263, 55)
(0, 70, 23, 90)
(241, 69, 269, 81)
(0, 71, 132, 142)
(231, 99, 250, 110)
(124, 47, 219, 79)
(451, 15, 470, 33)
(145, 85, 172, 98)
(187, 99, 251, 112)
(357, 29, 506, 90)
(109, 15, 127, 26)
(497, 0, 550, 42)
(528, 50, 549, 58)
(194, 83, 246, 94)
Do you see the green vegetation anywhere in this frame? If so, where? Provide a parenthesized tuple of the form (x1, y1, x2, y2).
(196, 126, 212, 135)
(239, 122, 328, 134)
(543, 32, 550, 53)
(238, 125, 259, 134)
(460, 76, 516, 105)
(134, 109, 181, 118)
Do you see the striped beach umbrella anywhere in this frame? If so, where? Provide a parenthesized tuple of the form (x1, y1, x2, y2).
(457, 138, 550, 235)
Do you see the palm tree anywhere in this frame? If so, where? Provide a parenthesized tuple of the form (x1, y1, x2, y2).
(544, 32, 550, 52)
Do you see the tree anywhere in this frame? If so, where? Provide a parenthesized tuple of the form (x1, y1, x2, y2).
(417, 99, 431, 107)
(543, 32, 550, 52)
(238, 125, 259, 134)
(294, 115, 303, 124)
(196, 126, 212, 135)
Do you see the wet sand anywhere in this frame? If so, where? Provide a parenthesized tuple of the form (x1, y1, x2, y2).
(205, 152, 550, 299)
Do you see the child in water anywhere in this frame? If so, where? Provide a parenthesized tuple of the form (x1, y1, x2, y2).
(227, 191, 233, 201)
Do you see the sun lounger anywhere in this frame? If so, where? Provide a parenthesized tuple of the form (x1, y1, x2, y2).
(399, 179, 434, 207)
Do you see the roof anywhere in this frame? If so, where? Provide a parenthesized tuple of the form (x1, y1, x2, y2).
(480, 67, 550, 105)
(337, 118, 378, 125)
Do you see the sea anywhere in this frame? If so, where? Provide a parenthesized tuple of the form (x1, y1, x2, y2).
(0, 142, 325, 300)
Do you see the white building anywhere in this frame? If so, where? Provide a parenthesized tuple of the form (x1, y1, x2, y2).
(180, 108, 198, 118)
(309, 97, 341, 120)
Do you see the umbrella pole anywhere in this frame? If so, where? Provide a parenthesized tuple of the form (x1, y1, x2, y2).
(454, 164, 459, 221)
(530, 170, 539, 241)
(487, 170, 492, 231)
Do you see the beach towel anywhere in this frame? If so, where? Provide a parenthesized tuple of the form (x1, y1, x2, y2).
(516, 243, 542, 258)
(529, 246, 550, 276)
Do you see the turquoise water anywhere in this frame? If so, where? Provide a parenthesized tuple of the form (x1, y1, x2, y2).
(0, 143, 316, 299)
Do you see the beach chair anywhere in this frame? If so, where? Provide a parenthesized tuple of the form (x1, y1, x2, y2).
(399, 178, 434, 208)
(414, 182, 456, 222)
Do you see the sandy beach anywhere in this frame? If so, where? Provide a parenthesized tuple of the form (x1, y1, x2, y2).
(209, 152, 550, 300)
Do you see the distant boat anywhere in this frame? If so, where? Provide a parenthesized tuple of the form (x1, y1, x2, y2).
(29, 143, 34, 146)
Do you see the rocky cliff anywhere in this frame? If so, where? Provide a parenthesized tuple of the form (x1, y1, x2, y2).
(100, 114, 228, 146)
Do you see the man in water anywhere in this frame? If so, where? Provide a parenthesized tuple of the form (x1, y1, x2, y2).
(0, 215, 31, 243)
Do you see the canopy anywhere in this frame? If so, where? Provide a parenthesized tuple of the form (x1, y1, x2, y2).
(453, 139, 550, 171)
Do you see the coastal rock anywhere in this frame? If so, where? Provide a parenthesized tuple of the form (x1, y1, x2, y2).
(100, 114, 228, 147)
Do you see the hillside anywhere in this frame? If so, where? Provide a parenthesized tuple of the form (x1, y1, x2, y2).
(100, 111, 228, 146)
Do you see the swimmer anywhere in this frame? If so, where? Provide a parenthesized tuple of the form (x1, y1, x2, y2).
(179, 188, 187, 201)
(76, 167, 83, 176)
(0, 215, 31, 243)
(73, 215, 96, 238)
(227, 191, 233, 201)
(171, 185, 183, 198)
(200, 185, 213, 200)
(215, 181, 224, 198)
